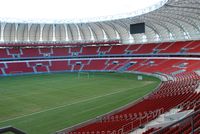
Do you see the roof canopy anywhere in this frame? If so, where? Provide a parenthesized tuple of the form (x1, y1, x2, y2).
(0, 0, 200, 44)
(0, 0, 166, 23)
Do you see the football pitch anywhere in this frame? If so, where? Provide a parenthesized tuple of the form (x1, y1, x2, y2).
(0, 72, 160, 134)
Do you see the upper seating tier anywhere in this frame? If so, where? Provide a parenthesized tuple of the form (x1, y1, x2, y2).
(1, 40, 200, 59)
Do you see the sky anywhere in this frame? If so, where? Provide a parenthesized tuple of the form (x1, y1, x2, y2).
(0, 0, 164, 23)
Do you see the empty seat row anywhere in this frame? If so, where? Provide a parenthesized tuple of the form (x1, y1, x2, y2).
(1, 40, 200, 59)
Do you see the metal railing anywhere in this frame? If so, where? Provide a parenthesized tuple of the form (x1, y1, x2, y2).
(153, 110, 200, 134)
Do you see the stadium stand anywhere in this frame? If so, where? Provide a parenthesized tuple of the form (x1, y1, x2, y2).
(81, 46, 98, 56)
(0, 57, 200, 75)
(49, 61, 71, 72)
(65, 71, 200, 134)
(1, 0, 200, 133)
(0, 49, 11, 59)
(21, 48, 42, 58)
(158, 42, 188, 53)
(2, 40, 200, 60)
(133, 43, 157, 54)
(52, 47, 69, 57)
(1, 41, 200, 134)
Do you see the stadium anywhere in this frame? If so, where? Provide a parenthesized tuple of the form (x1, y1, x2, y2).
(0, 0, 200, 134)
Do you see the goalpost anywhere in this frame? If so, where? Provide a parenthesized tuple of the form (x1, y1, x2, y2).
(137, 75, 143, 80)
(77, 72, 90, 79)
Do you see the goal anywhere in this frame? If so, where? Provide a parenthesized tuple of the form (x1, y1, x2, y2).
(137, 75, 143, 80)
(77, 72, 90, 79)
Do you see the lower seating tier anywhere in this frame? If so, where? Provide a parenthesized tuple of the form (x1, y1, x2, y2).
(1, 57, 200, 134)
(1, 58, 200, 75)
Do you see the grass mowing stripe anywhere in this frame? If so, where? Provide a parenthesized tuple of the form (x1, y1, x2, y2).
(0, 72, 160, 134)
(0, 86, 137, 123)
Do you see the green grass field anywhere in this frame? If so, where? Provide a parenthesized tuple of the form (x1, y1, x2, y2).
(0, 72, 160, 134)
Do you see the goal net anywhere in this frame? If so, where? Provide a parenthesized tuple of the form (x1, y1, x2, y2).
(137, 75, 143, 80)
(77, 72, 90, 79)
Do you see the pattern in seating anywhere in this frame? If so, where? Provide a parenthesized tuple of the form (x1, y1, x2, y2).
(1, 40, 200, 59)
(1, 41, 200, 133)
(66, 71, 200, 134)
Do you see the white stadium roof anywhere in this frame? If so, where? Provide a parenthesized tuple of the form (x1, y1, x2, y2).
(0, 0, 166, 23)
(0, 0, 200, 44)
